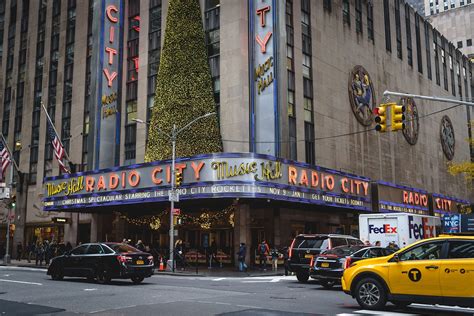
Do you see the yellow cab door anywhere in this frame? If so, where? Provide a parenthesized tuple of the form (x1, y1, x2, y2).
(439, 239, 474, 298)
(388, 240, 445, 296)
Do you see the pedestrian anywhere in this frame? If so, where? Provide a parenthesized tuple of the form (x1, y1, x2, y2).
(43, 240, 51, 265)
(122, 238, 128, 244)
(237, 243, 247, 272)
(282, 247, 289, 276)
(16, 242, 23, 261)
(136, 240, 145, 251)
(375, 241, 381, 247)
(271, 247, 279, 272)
(209, 240, 219, 268)
(27, 241, 35, 263)
(259, 240, 270, 271)
(65, 242, 72, 253)
(363, 240, 371, 246)
(35, 241, 44, 266)
(175, 239, 186, 271)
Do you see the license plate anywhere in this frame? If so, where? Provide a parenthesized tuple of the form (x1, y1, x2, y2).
(305, 254, 313, 259)
(136, 260, 144, 265)
(321, 262, 329, 268)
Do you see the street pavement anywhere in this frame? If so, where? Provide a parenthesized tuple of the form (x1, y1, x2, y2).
(0, 266, 473, 315)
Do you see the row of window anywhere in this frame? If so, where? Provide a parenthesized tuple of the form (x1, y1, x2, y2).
(457, 39, 473, 48)
(429, 0, 472, 15)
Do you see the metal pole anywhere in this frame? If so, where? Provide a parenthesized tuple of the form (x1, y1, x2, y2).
(169, 124, 176, 272)
(3, 161, 14, 264)
(383, 90, 474, 107)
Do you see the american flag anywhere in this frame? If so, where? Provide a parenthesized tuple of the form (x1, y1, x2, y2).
(0, 139, 10, 181)
(47, 120, 69, 174)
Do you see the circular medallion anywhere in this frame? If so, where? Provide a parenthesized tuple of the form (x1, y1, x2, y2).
(401, 98, 420, 145)
(440, 115, 455, 160)
(348, 66, 376, 126)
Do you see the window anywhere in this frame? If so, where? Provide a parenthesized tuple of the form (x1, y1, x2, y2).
(467, 39, 472, 47)
(425, 22, 432, 80)
(323, 0, 331, 12)
(343, 0, 350, 26)
(415, 14, 422, 73)
(355, 0, 362, 33)
(405, 5, 412, 66)
(395, 0, 402, 59)
(399, 242, 444, 261)
(86, 244, 104, 255)
(457, 41, 463, 48)
(367, 2, 374, 42)
(71, 245, 88, 255)
(384, 0, 391, 52)
(434, 30, 441, 85)
(330, 238, 347, 248)
(304, 122, 315, 165)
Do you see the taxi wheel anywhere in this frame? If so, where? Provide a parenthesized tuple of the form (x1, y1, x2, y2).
(355, 277, 387, 310)
(131, 276, 144, 284)
(296, 272, 309, 283)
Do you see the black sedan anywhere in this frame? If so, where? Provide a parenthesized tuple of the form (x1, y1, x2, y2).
(47, 243, 154, 284)
(310, 246, 394, 289)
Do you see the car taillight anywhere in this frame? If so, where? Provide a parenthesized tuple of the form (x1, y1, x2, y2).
(289, 239, 296, 258)
(309, 256, 314, 268)
(117, 255, 132, 263)
(344, 257, 351, 269)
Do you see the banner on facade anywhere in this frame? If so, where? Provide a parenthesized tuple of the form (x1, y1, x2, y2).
(375, 181, 430, 215)
(431, 193, 470, 217)
(43, 153, 372, 212)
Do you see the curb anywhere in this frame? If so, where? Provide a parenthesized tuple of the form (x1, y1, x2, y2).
(154, 271, 284, 278)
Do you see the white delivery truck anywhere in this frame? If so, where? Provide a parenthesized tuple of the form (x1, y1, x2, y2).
(359, 213, 441, 248)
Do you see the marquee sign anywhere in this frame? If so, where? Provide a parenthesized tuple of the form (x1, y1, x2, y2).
(431, 193, 470, 217)
(95, 0, 124, 168)
(375, 181, 430, 215)
(249, 0, 279, 156)
(43, 153, 372, 212)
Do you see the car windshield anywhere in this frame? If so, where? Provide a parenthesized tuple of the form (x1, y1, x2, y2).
(106, 243, 140, 253)
(323, 246, 364, 256)
(294, 236, 327, 249)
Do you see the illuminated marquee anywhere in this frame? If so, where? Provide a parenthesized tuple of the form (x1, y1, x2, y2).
(376, 182, 430, 215)
(43, 153, 372, 211)
(249, 0, 279, 156)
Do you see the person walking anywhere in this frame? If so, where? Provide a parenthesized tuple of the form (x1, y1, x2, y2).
(209, 240, 219, 268)
(259, 240, 270, 271)
(27, 241, 35, 263)
(282, 247, 289, 276)
(16, 242, 23, 261)
(271, 247, 279, 272)
(35, 241, 44, 266)
(136, 240, 145, 251)
(237, 243, 247, 272)
(175, 239, 186, 271)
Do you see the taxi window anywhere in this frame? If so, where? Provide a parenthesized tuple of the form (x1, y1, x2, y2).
(448, 241, 474, 259)
(399, 242, 443, 261)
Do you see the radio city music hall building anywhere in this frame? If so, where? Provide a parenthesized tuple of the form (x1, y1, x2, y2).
(0, 0, 473, 263)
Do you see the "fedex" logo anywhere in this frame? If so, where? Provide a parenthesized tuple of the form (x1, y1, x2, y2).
(409, 216, 435, 240)
(368, 224, 398, 234)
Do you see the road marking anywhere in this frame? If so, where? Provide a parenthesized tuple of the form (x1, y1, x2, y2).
(3, 274, 10, 277)
(0, 279, 42, 286)
(84, 288, 97, 291)
(212, 278, 226, 281)
(412, 303, 474, 313)
(354, 310, 417, 315)
(0, 266, 47, 272)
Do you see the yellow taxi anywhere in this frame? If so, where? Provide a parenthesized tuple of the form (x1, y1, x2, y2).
(342, 236, 474, 310)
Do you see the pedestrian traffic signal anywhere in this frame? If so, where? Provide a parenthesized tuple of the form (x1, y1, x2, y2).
(8, 194, 16, 209)
(391, 104, 406, 132)
(374, 104, 389, 132)
(175, 172, 183, 187)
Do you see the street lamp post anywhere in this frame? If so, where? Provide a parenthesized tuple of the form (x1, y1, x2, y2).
(134, 112, 216, 272)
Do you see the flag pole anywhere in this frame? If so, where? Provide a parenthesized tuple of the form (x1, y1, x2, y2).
(41, 101, 72, 165)
(0, 133, 19, 172)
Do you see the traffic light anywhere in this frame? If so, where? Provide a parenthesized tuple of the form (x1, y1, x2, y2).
(391, 104, 406, 132)
(175, 172, 183, 187)
(374, 104, 389, 132)
(8, 194, 16, 209)
(9, 224, 15, 237)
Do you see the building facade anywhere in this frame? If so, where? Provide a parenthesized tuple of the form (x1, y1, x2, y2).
(1, 0, 473, 263)
(426, 2, 474, 59)
(424, 0, 472, 16)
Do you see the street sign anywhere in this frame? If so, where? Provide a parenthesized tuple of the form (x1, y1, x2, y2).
(0, 187, 10, 199)
(168, 191, 179, 202)
(173, 208, 181, 216)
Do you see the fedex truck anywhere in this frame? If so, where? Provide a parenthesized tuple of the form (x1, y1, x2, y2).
(359, 213, 441, 248)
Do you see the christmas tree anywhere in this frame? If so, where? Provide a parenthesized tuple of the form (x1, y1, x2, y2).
(145, 0, 222, 162)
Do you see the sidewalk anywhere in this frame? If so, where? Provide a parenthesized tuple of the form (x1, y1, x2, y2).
(1, 259, 289, 278)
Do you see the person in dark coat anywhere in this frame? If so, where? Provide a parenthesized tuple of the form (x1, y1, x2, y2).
(237, 243, 247, 272)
